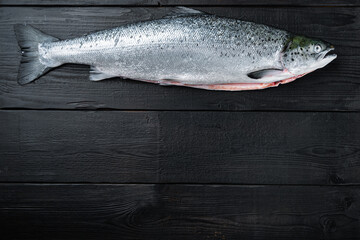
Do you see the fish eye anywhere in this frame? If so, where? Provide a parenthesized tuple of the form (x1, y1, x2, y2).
(314, 44, 322, 53)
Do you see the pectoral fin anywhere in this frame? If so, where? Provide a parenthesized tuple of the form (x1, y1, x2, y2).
(247, 68, 284, 80)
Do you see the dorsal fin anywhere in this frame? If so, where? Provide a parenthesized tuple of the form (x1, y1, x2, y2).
(164, 7, 206, 18)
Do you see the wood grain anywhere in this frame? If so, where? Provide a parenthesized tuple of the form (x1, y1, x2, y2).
(0, 0, 359, 6)
(1, 7, 359, 111)
(1, 110, 359, 184)
(0, 184, 359, 240)
(0, 3, 359, 240)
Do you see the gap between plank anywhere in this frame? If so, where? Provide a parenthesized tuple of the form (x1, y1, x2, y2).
(0, 108, 360, 113)
(0, 182, 359, 186)
(1, 5, 359, 8)
(1, 108, 359, 113)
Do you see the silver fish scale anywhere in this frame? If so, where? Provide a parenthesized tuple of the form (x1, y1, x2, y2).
(40, 15, 291, 84)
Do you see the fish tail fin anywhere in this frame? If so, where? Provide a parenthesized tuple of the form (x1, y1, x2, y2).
(14, 24, 59, 85)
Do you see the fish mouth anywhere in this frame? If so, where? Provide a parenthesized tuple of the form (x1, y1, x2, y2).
(314, 47, 337, 69)
(318, 46, 337, 61)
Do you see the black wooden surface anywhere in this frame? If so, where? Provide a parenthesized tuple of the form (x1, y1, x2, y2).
(1, 7, 359, 111)
(1, 0, 360, 6)
(1, 110, 360, 184)
(1, 184, 359, 240)
(0, 1, 359, 240)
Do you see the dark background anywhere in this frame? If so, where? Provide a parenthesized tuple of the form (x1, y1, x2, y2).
(0, 1, 359, 239)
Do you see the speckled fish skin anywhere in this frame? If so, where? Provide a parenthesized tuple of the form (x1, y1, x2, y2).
(40, 14, 289, 84)
(14, 7, 337, 90)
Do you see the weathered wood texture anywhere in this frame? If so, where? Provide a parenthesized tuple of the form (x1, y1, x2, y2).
(1, 7, 359, 111)
(1, 184, 359, 240)
(1, 4, 359, 240)
(1, 110, 359, 184)
(0, 0, 359, 6)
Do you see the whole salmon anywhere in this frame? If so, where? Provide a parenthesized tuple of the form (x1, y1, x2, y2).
(14, 7, 336, 91)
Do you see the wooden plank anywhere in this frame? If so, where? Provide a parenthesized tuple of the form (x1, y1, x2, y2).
(1, 110, 359, 184)
(0, 7, 359, 111)
(0, 110, 160, 183)
(0, 0, 359, 6)
(0, 184, 359, 239)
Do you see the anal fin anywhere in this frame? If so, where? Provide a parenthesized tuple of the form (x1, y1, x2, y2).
(158, 79, 185, 86)
(89, 66, 117, 81)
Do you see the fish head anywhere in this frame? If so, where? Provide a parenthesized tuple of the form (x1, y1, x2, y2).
(282, 35, 337, 76)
